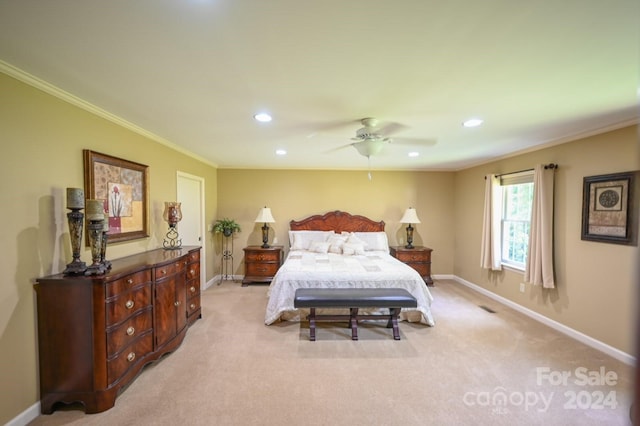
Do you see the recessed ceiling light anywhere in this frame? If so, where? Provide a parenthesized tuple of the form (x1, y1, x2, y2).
(408, 152, 420, 157)
(463, 118, 483, 128)
(275, 149, 287, 156)
(254, 112, 272, 123)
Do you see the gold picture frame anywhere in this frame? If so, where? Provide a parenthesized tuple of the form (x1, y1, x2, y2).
(581, 171, 637, 245)
(83, 150, 149, 245)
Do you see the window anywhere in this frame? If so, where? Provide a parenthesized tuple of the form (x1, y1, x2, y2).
(500, 172, 534, 269)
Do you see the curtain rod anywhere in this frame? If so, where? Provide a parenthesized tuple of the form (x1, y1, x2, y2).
(485, 163, 558, 179)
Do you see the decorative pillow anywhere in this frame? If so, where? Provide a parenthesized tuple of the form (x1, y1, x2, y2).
(353, 231, 389, 252)
(345, 232, 368, 248)
(342, 242, 366, 256)
(327, 234, 348, 254)
(289, 230, 334, 251)
(309, 241, 331, 254)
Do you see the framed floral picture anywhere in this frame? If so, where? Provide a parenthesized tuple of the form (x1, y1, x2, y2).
(83, 150, 149, 244)
(581, 171, 637, 245)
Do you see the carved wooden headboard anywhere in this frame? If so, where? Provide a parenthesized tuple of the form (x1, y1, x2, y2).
(289, 210, 385, 233)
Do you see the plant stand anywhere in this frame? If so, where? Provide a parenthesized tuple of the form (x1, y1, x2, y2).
(220, 233, 234, 282)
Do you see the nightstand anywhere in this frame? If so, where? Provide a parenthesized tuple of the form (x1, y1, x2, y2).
(242, 246, 283, 286)
(389, 246, 434, 286)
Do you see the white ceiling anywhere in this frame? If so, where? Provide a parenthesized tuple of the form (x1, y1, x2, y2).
(1, 0, 638, 171)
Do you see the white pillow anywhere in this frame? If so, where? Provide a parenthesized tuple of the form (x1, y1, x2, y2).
(327, 234, 348, 254)
(353, 231, 389, 252)
(342, 242, 366, 256)
(309, 241, 331, 254)
(289, 230, 334, 251)
(344, 232, 368, 248)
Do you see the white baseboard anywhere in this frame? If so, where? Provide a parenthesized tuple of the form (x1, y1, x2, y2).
(6, 402, 40, 426)
(204, 275, 243, 290)
(452, 275, 635, 365)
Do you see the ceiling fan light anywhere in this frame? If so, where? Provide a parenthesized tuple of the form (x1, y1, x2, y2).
(353, 140, 385, 157)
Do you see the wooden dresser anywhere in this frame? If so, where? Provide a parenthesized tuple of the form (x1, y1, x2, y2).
(34, 246, 201, 414)
(242, 245, 283, 286)
(389, 246, 434, 286)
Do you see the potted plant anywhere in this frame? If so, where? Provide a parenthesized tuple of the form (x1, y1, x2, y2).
(213, 218, 241, 237)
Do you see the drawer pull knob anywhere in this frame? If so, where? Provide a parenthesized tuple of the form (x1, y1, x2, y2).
(161, 269, 166, 275)
(125, 300, 134, 309)
(126, 326, 135, 336)
(127, 352, 136, 362)
(190, 303, 196, 310)
(174, 301, 180, 307)
(189, 269, 195, 275)
(127, 278, 133, 284)
(190, 286, 196, 293)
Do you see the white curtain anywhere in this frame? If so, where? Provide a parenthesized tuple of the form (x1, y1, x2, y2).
(524, 164, 556, 288)
(480, 174, 502, 271)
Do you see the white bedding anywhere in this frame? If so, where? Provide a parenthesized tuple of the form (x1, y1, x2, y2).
(265, 249, 435, 326)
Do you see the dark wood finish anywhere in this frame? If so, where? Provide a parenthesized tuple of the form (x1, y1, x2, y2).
(186, 250, 202, 325)
(242, 246, 283, 285)
(289, 210, 385, 233)
(294, 288, 417, 341)
(34, 246, 201, 414)
(390, 246, 434, 286)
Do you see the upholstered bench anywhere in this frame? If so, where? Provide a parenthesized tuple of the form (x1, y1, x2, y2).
(293, 288, 418, 341)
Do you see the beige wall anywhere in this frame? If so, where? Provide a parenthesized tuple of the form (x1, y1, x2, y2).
(0, 72, 218, 424)
(215, 169, 455, 276)
(453, 126, 639, 354)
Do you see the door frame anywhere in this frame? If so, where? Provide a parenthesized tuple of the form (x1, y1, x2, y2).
(177, 171, 206, 289)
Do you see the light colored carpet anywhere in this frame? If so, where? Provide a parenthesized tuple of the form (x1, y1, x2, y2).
(28, 279, 634, 425)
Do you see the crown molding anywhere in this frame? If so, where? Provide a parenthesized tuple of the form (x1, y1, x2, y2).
(0, 60, 217, 167)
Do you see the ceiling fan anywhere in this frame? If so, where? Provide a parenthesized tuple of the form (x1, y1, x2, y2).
(346, 117, 436, 158)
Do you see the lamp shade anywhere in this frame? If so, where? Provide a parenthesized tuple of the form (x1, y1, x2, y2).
(254, 207, 275, 223)
(400, 207, 421, 224)
(163, 202, 183, 225)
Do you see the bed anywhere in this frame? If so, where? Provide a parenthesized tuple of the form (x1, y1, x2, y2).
(265, 210, 435, 326)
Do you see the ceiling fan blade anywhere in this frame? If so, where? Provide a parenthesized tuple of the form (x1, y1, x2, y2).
(377, 122, 410, 137)
(324, 143, 354, 154)
(390, 137, 437, 146)
(298, 119, 361, 136)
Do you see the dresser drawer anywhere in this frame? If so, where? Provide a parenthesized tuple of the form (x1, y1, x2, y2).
(246, 262, 280, 277)
(106, 309, 153, 356)
(407, 262, 429, 277)
(107, 332, 153, 383)
(154, 260, 186, 281)
(186, 262, 200, 281)
(106, 284, 152, 326)
(187, 297, 201, 317)
(394, 251, 429, 263)
(106, 270, 151, 298)
(187, 280, 200, 298)
(245, 250, 281, 262)
(188, 250, 200, 263)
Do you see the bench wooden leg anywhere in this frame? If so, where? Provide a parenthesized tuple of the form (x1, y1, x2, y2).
(389, 308, 401, 340)
(309, 308, 316, 341)
(350, 308, 359, 340)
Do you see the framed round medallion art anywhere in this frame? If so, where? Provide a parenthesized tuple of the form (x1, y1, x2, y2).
(581, 171, 638, 245)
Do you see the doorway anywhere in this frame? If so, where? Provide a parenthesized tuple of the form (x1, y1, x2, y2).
(177, 171, 205, 289)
